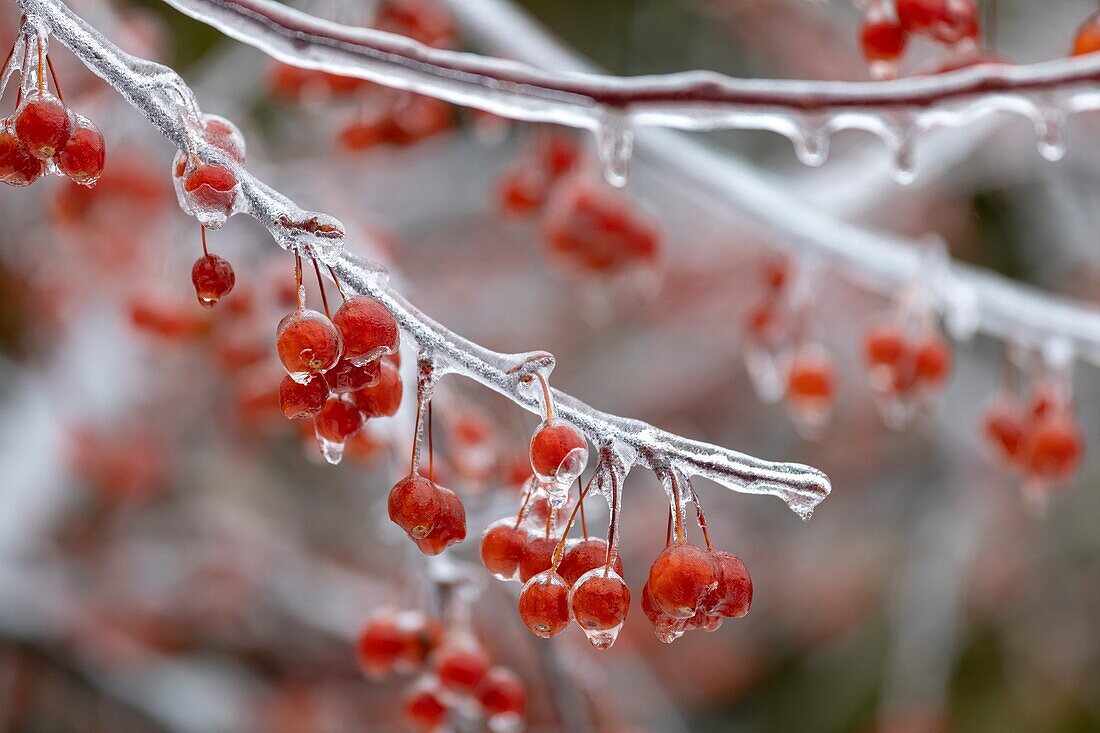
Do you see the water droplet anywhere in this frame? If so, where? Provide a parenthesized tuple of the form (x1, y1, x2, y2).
(743, 343, 787, 404)
(317, 435, 345, 465)
(594, 111, 634, 188)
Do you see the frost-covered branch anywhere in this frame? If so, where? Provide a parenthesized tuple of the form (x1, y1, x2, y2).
(164, 0, 1097, 176)
(16, 0, 831, 518)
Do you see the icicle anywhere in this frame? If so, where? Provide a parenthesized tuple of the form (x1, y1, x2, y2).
(1035, 107, 1067, 163)
(792, 120, 830, 167)
(594, 110, 634, 188)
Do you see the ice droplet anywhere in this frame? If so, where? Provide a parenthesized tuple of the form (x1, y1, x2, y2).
(569, 567, 628, 650)
(316, 435, 345, 465)
(743, 343, 787, 404)
(1035, 109, 1066, 162)
(594, 111, 634, 188)
(890, 136, 916, 185)
(487, 711, 523, 733)
(792, 122, 830, 167)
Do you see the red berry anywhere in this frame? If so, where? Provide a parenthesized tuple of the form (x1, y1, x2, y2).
(279, 373, 330, 419)
(913, 333, 952, 386)
(414, 487, 466, 556)
(14, 94, 71, 159)
(518, 533, 556, 584)
(331, 294, 399, 365)
(1074, 12, 1100, 56)
(191, 253, 235, 308)
(480, 519, 527, 581)
(646, 542, 717, 620)
(542, 182, 661, 275)
(433, 642, 489, 694)
(184, 162, 238, 215)
(498, 168, 549, 216)
(865, 322, 908, 369)
(641, 580, 686, 643)
(1027, 416, 1083, 482)
(350, 356, 403, 417)
(524, 492, 567, 528)
(569, 569, 630, 648)
(477, 667, 526, 722)
(557, 537, 623, 588)
(388, 474, 442, 540)
(55, 121, 106, 185)
(325, 357, 380, 394)
(787, 351, 836, 408)
(276, 308, 343, 378)
(536, 134, 579, 178)
(404, 685, 448, 732)
(356, 616, 405, 677)
(202, 115, 245, 163)
(860, 1, 908, 78)
(518, 571, 571, 638)
(0, 127, 46, 186)
(314, 396, 363, 442)
(705, 550, 753, 619)
(896, 0, 978, 43)
(982, 402, 1026, 466)
(398, 615, 443, 669)
(529, 417, 588, 485)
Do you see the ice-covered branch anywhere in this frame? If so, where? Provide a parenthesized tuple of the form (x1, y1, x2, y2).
(163, 0, 1098, 175)
(16, 0, 831, 518)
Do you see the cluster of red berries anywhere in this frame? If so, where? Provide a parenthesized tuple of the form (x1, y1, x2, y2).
(541, 177, 662, 278)
(743, 258, 837, 433)
(859, 0, 982, 79)
(982, 378, 1084, 502)
(269, 0, 456, 153)
(497, 133, 580, 217)
(388, 471, 468, 556)
(356, 611, 526, 732)
(1, 57, 105, 187)
(275, 261, 403, 463)
(863, 315, 952, 427)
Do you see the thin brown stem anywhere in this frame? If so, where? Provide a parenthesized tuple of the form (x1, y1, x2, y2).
(293, 254, 304, 310)
(534, 372, 554, 421)
(35, 37, 43, 94)
(604, 471, 620, 571)
(46, 52, 62, 103)
(200, 225, 209, 257)
(551, 476, 595, 568)
(427, 402, 434, 482)
(688, 483, 713, 552)
(578, 477, 588, 540)
(327, 264, 346, 301)
(312, 257, 331, 319)
(665, 507, 672, 548)
(513, 482, 535, 530)
(670, 472, 685, 543)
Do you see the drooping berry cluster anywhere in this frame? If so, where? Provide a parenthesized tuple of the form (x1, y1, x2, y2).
(982, 375, 1084, 506)
(388, 471, 468, 555)
(275, 256, 402, 463)
(356, 610, 526, 732)
(858, 0, 983, 79)
(742, 257, 837, 436)
(863, 311, 952, 427)
(1, 42, 105, 188)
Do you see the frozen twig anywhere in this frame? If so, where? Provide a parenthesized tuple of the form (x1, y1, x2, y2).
(15, 0, 831, 518)
(162, 0, 1097, 175)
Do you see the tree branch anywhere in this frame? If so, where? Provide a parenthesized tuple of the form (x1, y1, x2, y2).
(15, 0, 831, 518)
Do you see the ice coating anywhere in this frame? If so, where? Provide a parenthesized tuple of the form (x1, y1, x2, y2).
(146, 0, 1100, 182)
(15, 0, 831, 518)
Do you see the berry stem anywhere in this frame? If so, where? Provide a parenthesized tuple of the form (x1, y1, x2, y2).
(550, 475, 595, 568)
(46, 52, 62, 103)
(534, 372, 554, 420)
(604, 469, 621, 571)
(687, 482, 713, 552)
(427, 401, 434, 482)
(670, 470, 685, 544)
(578, 477, 588, 540)
(35, 37, 43, 95)
(512, 480, 535, 531)
(293, 254, 304, 310)
(200, 225, 209, 257)
(312, 257, 331, 319)
(664, 507, 672, 548)
(326, 264, 347, 301)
